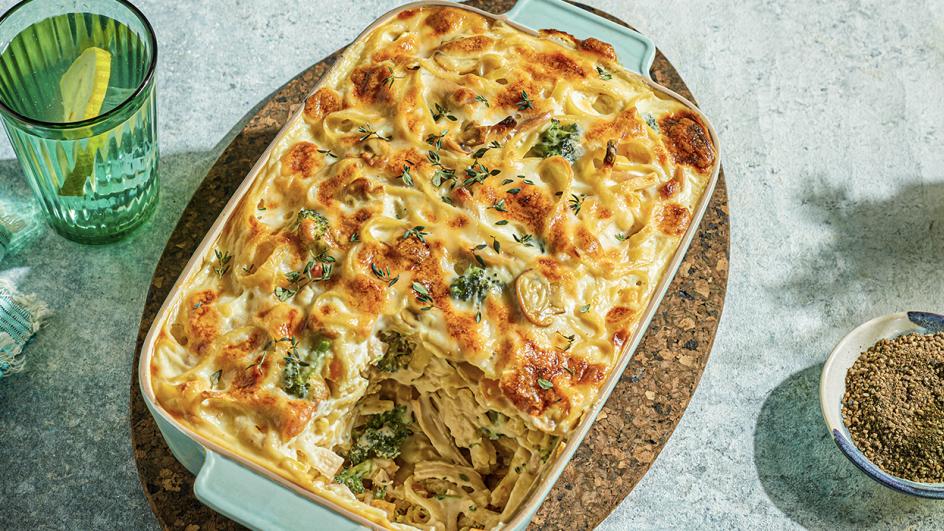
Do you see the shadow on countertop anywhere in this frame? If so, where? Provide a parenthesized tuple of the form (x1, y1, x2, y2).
(753, 364, 937, 530)
(779, 180, 944, 326)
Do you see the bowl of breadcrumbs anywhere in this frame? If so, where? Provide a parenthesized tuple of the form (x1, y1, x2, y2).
(821, 311, 944, 498)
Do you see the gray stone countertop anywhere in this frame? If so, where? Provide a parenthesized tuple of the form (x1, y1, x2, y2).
(0, 0, 942, 529)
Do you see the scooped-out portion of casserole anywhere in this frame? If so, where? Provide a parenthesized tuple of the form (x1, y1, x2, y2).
(150, 5, 716, 530)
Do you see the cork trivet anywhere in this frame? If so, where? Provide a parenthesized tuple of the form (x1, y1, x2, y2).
(130, 2, 729, 529)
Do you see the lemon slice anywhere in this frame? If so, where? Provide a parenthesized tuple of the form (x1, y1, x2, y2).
(58, 47, 111, 196)
(60, 46, 111, 122)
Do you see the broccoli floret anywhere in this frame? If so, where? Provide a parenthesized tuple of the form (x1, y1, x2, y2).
(375, 330, 414, 372)
(449, 266, 502, 305)
(334, 460, 374, 494)
(281, 354, 312, 398)
(281, 337, 332, 399)
(347, 405, 412, 465)
(294, 209, 329, 241)
(334, 406, 412, 495)
(532, 120, 580, 163)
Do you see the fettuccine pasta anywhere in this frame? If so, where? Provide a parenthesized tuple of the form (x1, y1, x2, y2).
(150, 5, 716, 530)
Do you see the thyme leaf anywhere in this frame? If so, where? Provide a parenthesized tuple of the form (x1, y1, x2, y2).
(399, 164, 414, 187)
(471, 141, 501, 160)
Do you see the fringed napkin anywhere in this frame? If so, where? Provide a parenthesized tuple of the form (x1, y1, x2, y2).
(0, 279, 50, 379)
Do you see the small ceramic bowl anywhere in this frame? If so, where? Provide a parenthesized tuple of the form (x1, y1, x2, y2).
(820, 311, 944, 498)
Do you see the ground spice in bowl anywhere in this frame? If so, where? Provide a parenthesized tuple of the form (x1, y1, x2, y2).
(842, 332, 944, 483)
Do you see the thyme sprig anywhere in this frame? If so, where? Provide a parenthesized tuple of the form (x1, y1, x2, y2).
(569, 193, 586, 215)
(513, 232, 545, 252)
(370, 262, 399, 287)
(513, 233, 534, 247)
(432, 102, 457, 122)
(357, 123, 391, 142)
(517, 90, 533, 111)
(248, 350, 268, 370)
(402, 226, 429, 243)
(463, 162, 501, 188)
(426, 130, 447, 151)
(382, 67, 405, 87)
(214, 249, 232, 278)
(274, 251, 335, 301)
(426, 131, 457, 187)
(412, 282, 434, 311)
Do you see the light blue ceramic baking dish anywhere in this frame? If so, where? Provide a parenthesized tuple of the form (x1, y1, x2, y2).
(138, 1, 719, 529)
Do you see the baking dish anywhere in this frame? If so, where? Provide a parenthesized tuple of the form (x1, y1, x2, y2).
(138, 0, 721, 529)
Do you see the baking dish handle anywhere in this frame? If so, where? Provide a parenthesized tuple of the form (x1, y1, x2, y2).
(194, 450, 368, 530)
(505, 0, 655, 77)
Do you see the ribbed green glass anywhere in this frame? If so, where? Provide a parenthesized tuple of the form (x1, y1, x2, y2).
(0, 0, 158, 244)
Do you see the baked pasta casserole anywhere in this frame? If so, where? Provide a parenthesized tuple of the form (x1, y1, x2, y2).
(150, 5, 716, 530)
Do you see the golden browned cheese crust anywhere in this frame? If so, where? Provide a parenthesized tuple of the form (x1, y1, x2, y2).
(150, 6, 715, 531)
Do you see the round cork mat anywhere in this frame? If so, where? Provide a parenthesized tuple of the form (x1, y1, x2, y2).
(130, 2, 729, 529)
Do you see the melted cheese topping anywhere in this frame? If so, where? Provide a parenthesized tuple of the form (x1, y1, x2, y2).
(150, 6, 716, 530)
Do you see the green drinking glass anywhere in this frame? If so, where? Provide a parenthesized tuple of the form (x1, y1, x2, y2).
(0, 0, 158, 244)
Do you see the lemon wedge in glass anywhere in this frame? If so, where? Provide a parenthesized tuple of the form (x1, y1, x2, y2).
(60, 46, 111, 122)
(58, 46, 112, 196)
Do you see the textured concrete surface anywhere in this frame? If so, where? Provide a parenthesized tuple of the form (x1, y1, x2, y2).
(0, 0, 941, 529)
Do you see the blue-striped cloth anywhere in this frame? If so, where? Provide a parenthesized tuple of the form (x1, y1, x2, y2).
(0, 280, 49, 379)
